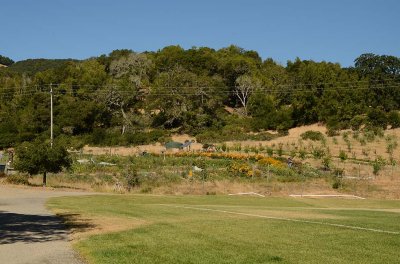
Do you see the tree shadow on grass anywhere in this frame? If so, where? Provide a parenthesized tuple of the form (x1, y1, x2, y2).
(0, 211, 94, 245)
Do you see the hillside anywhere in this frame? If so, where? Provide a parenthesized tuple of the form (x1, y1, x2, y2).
(0, 47, 399, 150)
(7, 58, 79, 75)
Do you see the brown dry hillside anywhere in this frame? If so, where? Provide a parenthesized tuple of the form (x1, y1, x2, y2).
(83, 124, 400, 161)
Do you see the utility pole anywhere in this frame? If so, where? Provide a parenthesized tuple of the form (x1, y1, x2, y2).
(50, 83, 53, 148)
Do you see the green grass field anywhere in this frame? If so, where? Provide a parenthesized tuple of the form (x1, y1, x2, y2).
(48, 195, 400, 264)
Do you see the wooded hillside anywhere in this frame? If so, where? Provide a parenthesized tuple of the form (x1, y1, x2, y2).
(0, 46, 399, 148)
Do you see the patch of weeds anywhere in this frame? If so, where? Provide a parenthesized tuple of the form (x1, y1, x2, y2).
(258, 143, 265, 152)
(266, 147, 274, 157)
(6, 174, 29, 185)
(221, 143, 227, 152)
(311, 147, 325, 159)
(122, 165, 141, 191)
(140, 186, 152, 193)
(332, 178, 342, 189)
(327, 127, 339, 137)
(358, 137, 367, 146)
(352, 131, 360, 140)
(372, 156, 386, 176)
(331, 168, 344, 189)
(298, 149, 307, 160)
(361, 148, 370, 159)
(385, 135, 398, 155)
(322, 155, 332, 170)
(277, 143, 283, 157)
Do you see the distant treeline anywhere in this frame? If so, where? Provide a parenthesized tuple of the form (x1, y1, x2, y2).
(0, 46, 399, 148)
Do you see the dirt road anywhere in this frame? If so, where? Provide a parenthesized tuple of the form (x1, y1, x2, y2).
(0, 185, 91, 264)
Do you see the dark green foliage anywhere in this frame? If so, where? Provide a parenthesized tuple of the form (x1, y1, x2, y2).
(196, 128, 277, 143)
(349, 115, 367, 130)
(311, 147, 325, 159)
(339, 150, 348, 161)
(300, 131, 325, 141)
(8, 59, 78, 75)
(248, 94, 293, 131)
(88, 129, 169, 146)
(388, 111, 400, 128)
(332, 178, 341, 189)
(326, 127, 340, 137)
(14, 140, 72, 185)
(0, 55, 14, 66)
(0, 133, 18, 149)
(124, 130, 169, 145)
(0, 48, 399, 147)
(372, 156, 386, 176)
(355, 53, 400, 78)
(367, 108, 388, 129)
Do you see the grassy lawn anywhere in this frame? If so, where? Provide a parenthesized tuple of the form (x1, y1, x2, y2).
(48, 195, 400, 264)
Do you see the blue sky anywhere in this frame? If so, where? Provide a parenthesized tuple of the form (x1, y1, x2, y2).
(2, 0, 399, 66)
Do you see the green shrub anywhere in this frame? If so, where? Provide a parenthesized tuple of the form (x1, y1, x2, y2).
(352, 131, 360, 140)
(388, 111, 400, 128)
(277, 143, 283, 156)
(89, 128, 108, 145)
(300, 131, 325, 141)
(326, 128, 339, 137)
(322, 155, 331, 170)
(367, 108, 388, 129)
(363, 129, 375, 142)
(244, 146, 250, 153)
(331, 168, 344, 189)
(122, 165, 140, 191)
(311, 147, 325, 159)
(385, 135, 398, 155)
(332, 178, 341, 189)
(273, 167, 301, 182)
(350, 115, 367, 130)
(266, 147, 273, 157)
(221, 143, 227, 152)
(372, 156, 386, 176)
(298, 149, 307, 160)
(88, 129, 169, 147)
(195, 126, 278, 143)
(140, 186, 152, 193)
(339, 150, 348, 161)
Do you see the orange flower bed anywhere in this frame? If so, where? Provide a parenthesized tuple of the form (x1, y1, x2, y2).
(167, 151, 283, 167)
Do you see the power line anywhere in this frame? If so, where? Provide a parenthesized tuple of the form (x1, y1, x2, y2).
(0, 77, 399, 92)
(1, 83, 400, 97)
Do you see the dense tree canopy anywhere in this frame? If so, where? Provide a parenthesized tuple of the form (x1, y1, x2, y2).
(14, 140, 71, 185)
(0, 46, 399, 148)
(0, 55, 14, 66)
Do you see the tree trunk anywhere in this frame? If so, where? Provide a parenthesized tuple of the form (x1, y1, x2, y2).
(43, 172, 47, 186)
(121, 107, 133, 134)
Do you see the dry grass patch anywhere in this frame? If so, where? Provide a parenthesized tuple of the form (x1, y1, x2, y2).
(55, 210, 149, 241)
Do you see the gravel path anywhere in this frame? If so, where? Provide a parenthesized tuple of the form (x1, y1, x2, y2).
(0, 185, 92, 264)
